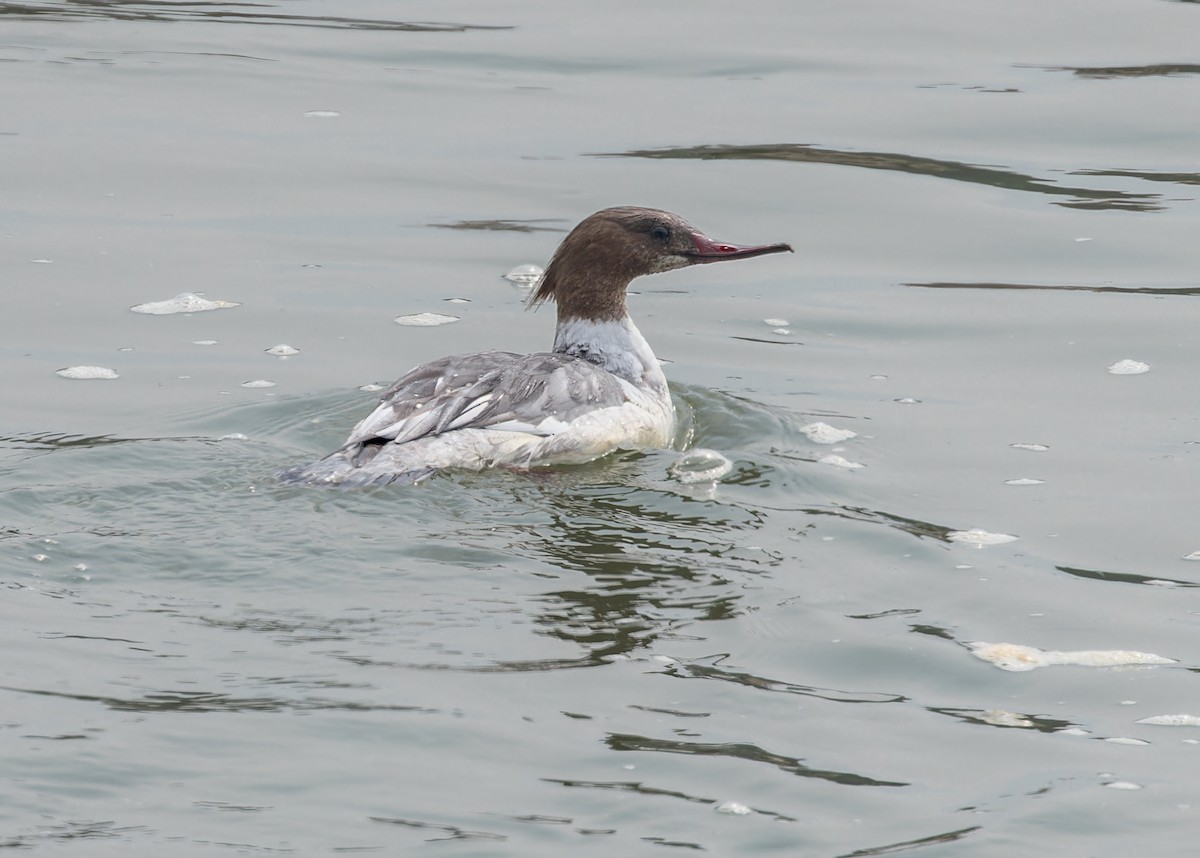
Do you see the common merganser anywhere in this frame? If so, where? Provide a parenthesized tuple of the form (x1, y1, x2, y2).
(281, 206, 792, 486)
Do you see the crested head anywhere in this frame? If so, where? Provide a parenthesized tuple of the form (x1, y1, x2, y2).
(528, 206, 792, 322)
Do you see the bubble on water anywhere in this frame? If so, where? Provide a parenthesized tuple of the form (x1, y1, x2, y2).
(1104, 737, 1150, 746)
(1005, 478, 1045, 486)
(241, 379, 276, 389)
(131, 293, 240, 314)
(1104, 781, 1143, 791)
(1108, 359, 1149, 375)
(31, 258, 53, 264)
(394, 313, 460, 327)
(801, 422, 858, 444)
(819, 454, 864, 470)
(304, 109, 341, 118)
(949, 529, 1017, 546)
(265, 344, 299, 357)
(358, 383, 385, 392)
(894, 397, 921, 405)
(193, 340, 219, 346)
(503, 264, 544, 287)
(763, 318, 789, 327)
(219, 433, 250, 442)
(444, 297, 471, 304)
(1010, 442, 1049, 452)
(57, 365, 119, 380)
(670, 449, 732, 483)
(1181, 551, 1200, 561)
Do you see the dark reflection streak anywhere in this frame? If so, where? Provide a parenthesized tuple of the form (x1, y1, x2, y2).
(1056, 565, 1200, 588)
(664, 660, 906, 704)
(1072, 168, 1200, 187)
(0, 684, 427, 714)
(430, 219, 567, 233)
(368, 817, 506, 842)
(928, 707, 1073, 734)
(1031, 62, 1200, 78)
(606, 733, 909, 787)
(544, 778, 799, 821)
(906, 281, 1200, 297)
(597, 143, 1163, 211)
(545, 778, 712, 806)
(0, 432, 214, 450)
(123, 49, 276, 62)
(729, 336, 804, 346)
(836, 825, 981, 858)
(847, 608, 920, 620)
(908, 624, 957, 641)
(0, 3, 513, 33)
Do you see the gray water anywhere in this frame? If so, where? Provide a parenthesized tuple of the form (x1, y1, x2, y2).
(3, 1, 1199, 854)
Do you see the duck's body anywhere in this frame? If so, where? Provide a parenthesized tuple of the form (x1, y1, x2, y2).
(281, 207, 790, 487)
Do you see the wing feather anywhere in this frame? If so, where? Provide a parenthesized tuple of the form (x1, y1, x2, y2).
(337, 351, 628, 455)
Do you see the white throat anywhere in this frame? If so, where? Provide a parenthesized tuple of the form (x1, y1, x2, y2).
(552, 316, 668, 394)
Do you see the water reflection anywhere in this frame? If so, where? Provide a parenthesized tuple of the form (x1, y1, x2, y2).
(599, 143, 1165, 211)
(1056, 564, 1200, 588)
(0, 683, 428, 713)
(928, 707, 1074, 734)
(658, 654, 906, 704)
(836, 826, 981, 858)
(430, 218, 567, 233)
(543, 777, 797, 821)
(0, 1, 511, 31)
(1071, 167, 1200, 187)
(1035, 62, 1200, 79)
(907, 281, 1200, 296)
(605, 733, 909, 787)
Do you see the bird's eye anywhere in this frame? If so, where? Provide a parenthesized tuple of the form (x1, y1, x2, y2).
(649, 225, 671, 241)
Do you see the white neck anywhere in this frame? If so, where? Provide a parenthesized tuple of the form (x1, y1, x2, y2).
(552, 316, 668, 394)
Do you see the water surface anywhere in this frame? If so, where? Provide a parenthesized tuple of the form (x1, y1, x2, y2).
(3, 1, 1198, 854)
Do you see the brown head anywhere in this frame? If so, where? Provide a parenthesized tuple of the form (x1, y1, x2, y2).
(528, 207, 793, 322)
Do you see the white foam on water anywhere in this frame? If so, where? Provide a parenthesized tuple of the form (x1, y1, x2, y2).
(819, 454, 864, 470)
(56, 365, 119, 380)
(801, 422, 858, 444)
(394, 313, 460, 327)
(948, 529, 1018, 546)
(1136, 714, 1200, 727)
(131, 293, 240, 315)
(968, 641, 1176, 672)
(1108, 359, 1150, 375)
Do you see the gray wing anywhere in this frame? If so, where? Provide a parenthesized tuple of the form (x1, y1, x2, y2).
(341, 350, 629, 452)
